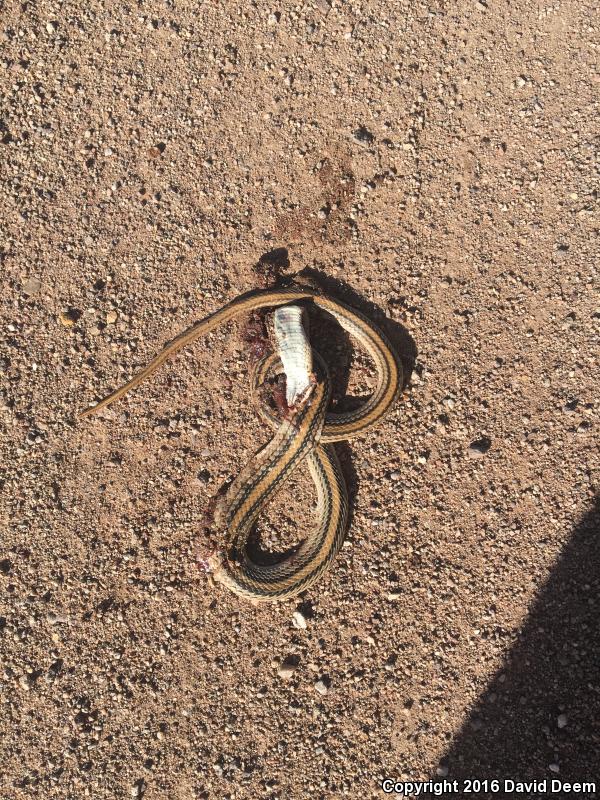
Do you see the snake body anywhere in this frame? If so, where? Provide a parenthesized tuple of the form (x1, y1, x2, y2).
(80, 285, 403, 601)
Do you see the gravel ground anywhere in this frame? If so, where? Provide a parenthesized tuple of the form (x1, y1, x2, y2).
(1, 1, 599, 798)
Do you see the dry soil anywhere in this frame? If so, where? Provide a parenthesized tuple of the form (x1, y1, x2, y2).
(1, 1, 599, 799)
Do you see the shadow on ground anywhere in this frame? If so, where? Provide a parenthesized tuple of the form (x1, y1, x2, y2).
(435, 496, 600, 798)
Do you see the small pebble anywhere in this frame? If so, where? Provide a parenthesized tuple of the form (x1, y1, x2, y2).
(292, 611, 307, 629)
(468, 437, 492, 457)
(106, 310, 118, 324)
(22, 276, 42, 296)
(47, 613, 69, 624)
(390, 470, 401, 480)
(352, 126, 375, 145)
(314, 679, 328, 696)
(45, 21, 57, 34)
(315, 0, 331, 14)
(549, 763, 560, 774)
(130, 779, 145, 797)
(58, 311, 74, 327)
(277, 663, 298, 679)
(436, 765, 449, 777)
(557, 713, 568, 729)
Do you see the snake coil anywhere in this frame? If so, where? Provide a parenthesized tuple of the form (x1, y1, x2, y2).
(80, 284, 403, 601)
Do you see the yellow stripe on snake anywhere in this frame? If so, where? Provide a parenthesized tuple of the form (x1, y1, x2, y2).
(80, 284, 403, 601)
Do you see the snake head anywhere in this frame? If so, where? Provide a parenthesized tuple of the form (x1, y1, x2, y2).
(196, 546, 224, 574)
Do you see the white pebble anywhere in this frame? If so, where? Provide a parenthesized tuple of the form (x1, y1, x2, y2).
(277, 663, 297, 679)
(292, 611, 307, 629)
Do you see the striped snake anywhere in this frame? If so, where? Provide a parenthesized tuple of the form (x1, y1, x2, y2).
(80, 284, 403, 601)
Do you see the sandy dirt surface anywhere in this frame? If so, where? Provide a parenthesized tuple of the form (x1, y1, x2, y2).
(1, 0, 599, 798)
